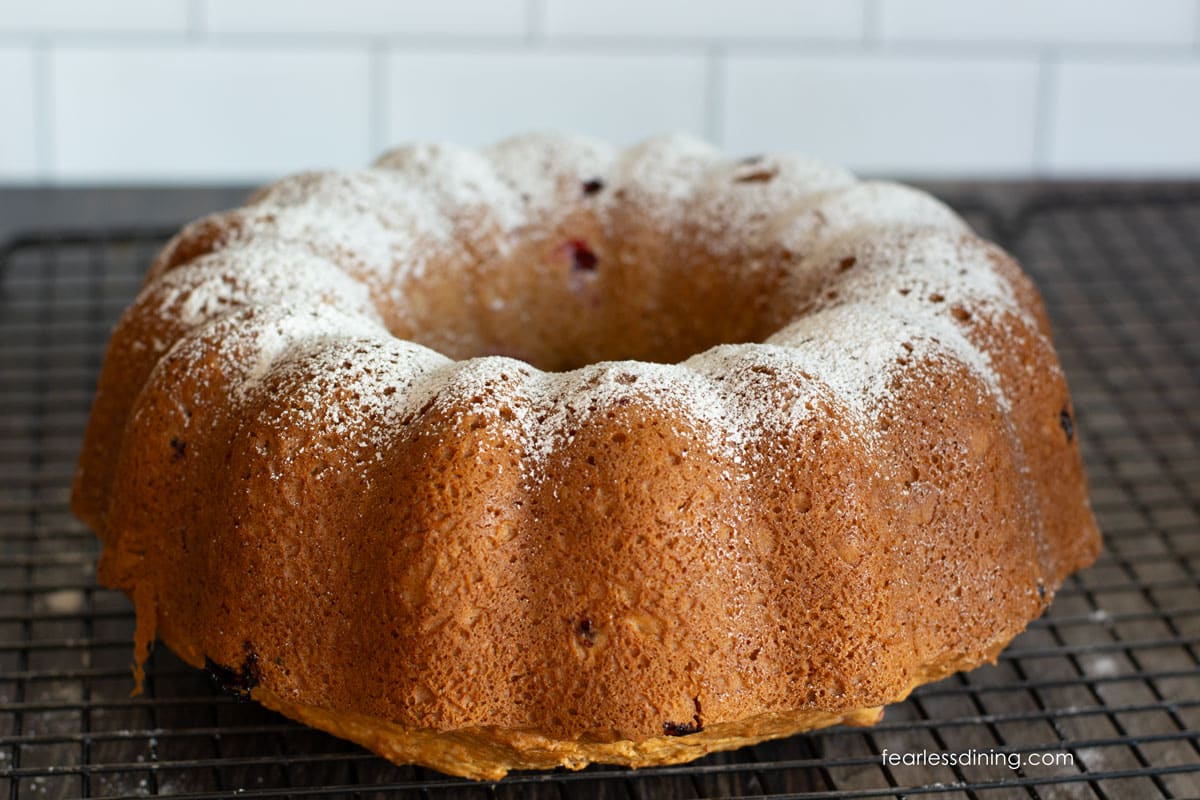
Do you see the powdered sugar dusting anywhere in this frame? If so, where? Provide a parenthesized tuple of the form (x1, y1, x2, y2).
(772, 181, 967, 250)
(686, 153, 856, 256)
(151, 241, 378, 329)
(485, 132, 615, 218)
(374, 141, 526, 232)
(225, 307, 395, 399)
(138, 131, 1031, 485)
(601, 133, 720, 230)
(766, 226, 1022, 417)
(254, 336, 454, 464)
(224, 169, 464, 295)
(521, 360, 748, 470)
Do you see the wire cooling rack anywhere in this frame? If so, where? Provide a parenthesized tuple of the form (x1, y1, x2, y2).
(1, 186, 1199, 799)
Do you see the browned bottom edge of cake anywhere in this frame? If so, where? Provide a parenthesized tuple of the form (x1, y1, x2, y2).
(150, 624, 1012, 781)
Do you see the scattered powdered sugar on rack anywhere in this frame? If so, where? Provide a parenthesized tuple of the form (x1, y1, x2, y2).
(133, 131, 1034, 483)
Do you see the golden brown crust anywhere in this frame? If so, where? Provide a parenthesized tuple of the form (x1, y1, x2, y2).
(156, 620, 1001, 780)
(253, 690, 886, 781)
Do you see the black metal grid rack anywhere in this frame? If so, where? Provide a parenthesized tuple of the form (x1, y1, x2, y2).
(1, 186, 1199, 799)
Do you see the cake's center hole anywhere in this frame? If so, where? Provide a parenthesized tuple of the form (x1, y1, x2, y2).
(396, 226, 791, 372)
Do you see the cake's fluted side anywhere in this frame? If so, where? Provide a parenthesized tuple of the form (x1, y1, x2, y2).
(73, 133, 1101, 779)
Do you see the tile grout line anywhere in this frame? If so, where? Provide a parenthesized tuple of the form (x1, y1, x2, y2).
(1, 31, 1197, 59)
(1033, 49, 1058, 177)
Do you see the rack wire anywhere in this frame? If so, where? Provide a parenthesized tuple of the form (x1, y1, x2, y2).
(1, 187, 1198, 799)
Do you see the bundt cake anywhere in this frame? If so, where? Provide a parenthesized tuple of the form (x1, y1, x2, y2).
(73, 133, 1101, 780)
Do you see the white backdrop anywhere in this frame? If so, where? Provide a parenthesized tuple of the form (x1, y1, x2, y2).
(1, 0, 1198, 183)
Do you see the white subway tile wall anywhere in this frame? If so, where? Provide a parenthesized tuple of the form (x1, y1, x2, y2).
(0, 47, 38, 179)
(0, 0, 188, 35)
(1049, 59, 1200, 172)
(51, 46, 372, 180)
(877, 0, 1198, 46)
(385, 50, 708, 146)
(542, 0, 864, 41)
(723, 54, 1039, 174)
(204, 0, 528, 38)
(1, 0, 1198, 182)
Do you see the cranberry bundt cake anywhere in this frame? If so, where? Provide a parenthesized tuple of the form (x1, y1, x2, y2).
(73, 133, 1101, 780)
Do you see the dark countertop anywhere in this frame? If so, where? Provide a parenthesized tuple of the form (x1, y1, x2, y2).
(0, 186, 253, 245)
